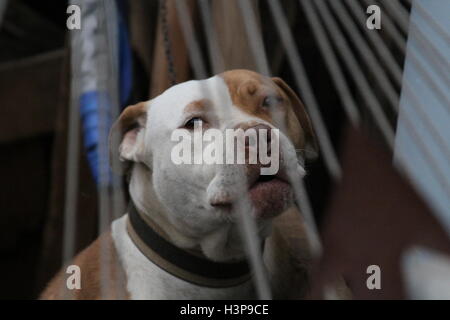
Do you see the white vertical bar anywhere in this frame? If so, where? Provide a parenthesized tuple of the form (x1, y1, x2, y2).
(174, 0, 272, 299)
(395, 0, 450, 236)
(0, 0, 8, 25)
(237, 0, 270, 76)
(174, 0, 207, 79)
(198, 0, 225, 74)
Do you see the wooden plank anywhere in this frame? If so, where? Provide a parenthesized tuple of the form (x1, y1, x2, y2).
(0, 50, 64, 143)
(150, 0, 196, 97)
(212, 0, 260, 71)
(0, 0, 64, 62)
(35, 48, 99, 296)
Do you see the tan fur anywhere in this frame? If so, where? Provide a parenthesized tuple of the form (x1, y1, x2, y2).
(110, 102, 148, 138)
(40, 232, 129, 300)
(220, 70, 317, 155)
(271, 77, 317, 156)
(184, 99, 212, 114)
(267, 207, 312, 298)
(109, 102, 148, 174)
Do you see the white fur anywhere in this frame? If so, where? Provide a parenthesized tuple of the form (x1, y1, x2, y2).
(111, 215, 255, 299)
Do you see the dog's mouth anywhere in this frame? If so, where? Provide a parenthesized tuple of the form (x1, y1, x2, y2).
(247, 172, 292, 219)
(210, 168, 292, 219)
(254, 174, 277, 183)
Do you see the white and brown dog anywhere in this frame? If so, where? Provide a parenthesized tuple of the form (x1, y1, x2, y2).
(41, 69, 317, 300)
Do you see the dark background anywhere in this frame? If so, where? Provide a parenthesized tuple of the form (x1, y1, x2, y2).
(0, 0, 407, 299)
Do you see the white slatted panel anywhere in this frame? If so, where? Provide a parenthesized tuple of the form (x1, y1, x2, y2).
(395, 0, 450, 235)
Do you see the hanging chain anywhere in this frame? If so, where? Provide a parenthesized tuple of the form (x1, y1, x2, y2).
(159, 0, 177, 86)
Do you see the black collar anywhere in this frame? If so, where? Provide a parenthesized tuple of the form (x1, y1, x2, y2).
(126, 202, 252, 288)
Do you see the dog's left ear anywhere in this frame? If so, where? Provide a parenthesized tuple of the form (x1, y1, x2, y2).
(109, 101, 149, 174)
(272, 77, 318, 160)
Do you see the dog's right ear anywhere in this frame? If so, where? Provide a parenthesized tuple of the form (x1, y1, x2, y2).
(272, 77, 318, 160)
(109, 101, 149, 175)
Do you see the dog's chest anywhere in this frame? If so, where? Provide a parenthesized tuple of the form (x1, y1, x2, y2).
(111, 215, 255, 299)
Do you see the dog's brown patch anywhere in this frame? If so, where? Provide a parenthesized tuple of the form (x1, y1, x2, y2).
(220, 70, 317, 155)
(184, 99, 212, 114)
(220, 69, 273, 122)
(40, 231, 129, 300)
(109, 102, 148, 174)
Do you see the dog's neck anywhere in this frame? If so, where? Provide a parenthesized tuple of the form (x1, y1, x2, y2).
(128, 163, 251, 262)
(129, 163, 198, 248)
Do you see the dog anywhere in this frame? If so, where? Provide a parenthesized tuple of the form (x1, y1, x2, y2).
(41, 69, 317, 299)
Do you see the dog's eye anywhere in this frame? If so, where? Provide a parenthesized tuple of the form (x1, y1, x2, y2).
(262, 96, 282, 109)
(184, 117, 203, 129)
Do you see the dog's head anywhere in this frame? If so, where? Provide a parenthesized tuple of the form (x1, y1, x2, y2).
(110, 69, 317, 260)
